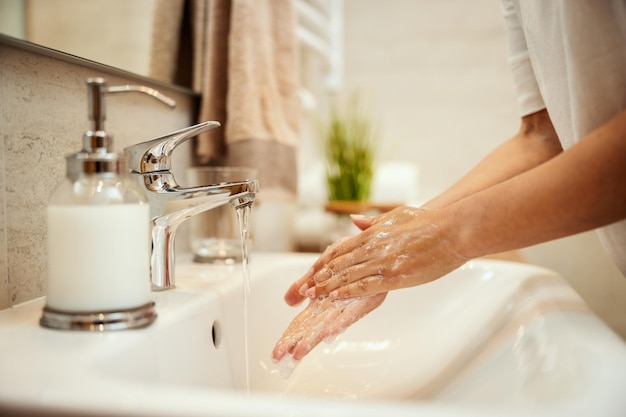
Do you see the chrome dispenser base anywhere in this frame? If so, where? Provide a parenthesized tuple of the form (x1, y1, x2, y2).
(40, 302, 157, 331)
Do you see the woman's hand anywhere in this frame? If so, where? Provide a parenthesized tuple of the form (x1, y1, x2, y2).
(284, 236, 353, 306)
(272, 292, 387, 361)
(286, 206, 469, 302)
(275, 205, 467, 361)
(274, 220, 387, 362)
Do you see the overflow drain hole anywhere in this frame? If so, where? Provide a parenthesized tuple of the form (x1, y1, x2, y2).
(212, 320, 222, 348)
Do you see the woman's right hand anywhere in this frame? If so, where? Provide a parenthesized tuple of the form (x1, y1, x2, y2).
(272, 291, 387, 361)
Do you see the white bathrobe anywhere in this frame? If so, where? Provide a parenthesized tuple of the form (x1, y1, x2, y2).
(501, 0, 626, 276)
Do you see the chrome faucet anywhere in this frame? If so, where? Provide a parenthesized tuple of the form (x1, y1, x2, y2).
(123, 121, 259, 290)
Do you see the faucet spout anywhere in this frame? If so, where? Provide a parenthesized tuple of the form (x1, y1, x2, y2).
(147, 177, 258, 291)
(123, 122, 259, 291)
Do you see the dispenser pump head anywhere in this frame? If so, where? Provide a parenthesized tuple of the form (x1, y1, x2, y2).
(66, 77, 176, 179)
(83, 77, 113, 153)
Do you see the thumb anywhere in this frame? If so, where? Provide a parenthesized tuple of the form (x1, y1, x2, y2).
(350, 214, 374, 231)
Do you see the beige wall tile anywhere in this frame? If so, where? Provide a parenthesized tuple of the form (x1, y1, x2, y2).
(0, 41, 196, 309)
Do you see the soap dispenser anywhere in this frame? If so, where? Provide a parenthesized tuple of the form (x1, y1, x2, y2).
(40, 77, 175, 331)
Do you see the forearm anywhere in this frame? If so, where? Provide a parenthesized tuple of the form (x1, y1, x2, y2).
(289, 109, 625, 303)
(449, 109, 626, 258)
(426, 109, 562, 208)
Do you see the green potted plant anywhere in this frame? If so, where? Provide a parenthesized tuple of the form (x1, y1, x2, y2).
(322, 95, 378, 213)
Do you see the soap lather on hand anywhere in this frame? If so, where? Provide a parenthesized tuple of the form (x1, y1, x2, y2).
(272, 215, 392, 362)
(272, 291, 387, 362)
(272, 206, 469, 362)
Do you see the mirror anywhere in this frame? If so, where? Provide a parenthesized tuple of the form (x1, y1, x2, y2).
(0, 0, 159, 81)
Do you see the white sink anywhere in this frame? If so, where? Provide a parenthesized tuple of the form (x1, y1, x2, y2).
(1, 252, 625, 417)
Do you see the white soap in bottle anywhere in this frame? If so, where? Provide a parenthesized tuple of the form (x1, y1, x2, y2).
(41, 78, 157, 331)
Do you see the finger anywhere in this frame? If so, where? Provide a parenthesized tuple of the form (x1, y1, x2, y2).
(284, 267, 316, 306)
(284, 286, 307, 306)
(287, 293, 387, 360)
(312, 239, 371, 286)
(327, 274, 387, 300)
(308, 261, 381, 298)
(272, 299, 338, 361)
(283, 239, 349, 306)
(313, 215, 401, 287)
(313, 235, 362, 274)
(272, 335, 300, 361)
(272, 306, 316, 360)
(350, 214, 374, 230)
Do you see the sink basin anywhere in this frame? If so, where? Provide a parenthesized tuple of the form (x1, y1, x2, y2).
(1, 252, 625, 417)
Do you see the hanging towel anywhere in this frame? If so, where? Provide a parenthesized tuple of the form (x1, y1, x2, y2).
(149, 0, 301, 200)
(205, 0, 300, 200)
(149, 0, 194, 87)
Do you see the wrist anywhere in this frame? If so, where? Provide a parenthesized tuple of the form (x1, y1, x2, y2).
(439, 200, 487, 261)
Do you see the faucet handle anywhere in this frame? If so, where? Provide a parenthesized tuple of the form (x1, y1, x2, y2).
(124, 121, 221, 173)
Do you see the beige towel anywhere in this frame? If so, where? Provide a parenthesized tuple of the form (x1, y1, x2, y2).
(149, 0, 192, 87)
(150, 0, 300, 200)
